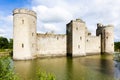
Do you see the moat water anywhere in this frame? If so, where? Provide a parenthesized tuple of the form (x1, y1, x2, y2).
(14, 55, 120, 80)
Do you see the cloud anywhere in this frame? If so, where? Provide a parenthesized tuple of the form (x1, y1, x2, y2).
(43, 23, 60, 32)
(0, 0, 120, 41)
(32, 5, 73, 23)
(0, 15, 13, 38)
(31, 0, 120, 41)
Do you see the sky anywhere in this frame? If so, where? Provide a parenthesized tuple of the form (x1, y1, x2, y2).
(0, 0, 120, 41)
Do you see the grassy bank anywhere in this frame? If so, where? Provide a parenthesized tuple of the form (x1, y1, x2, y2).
(0, 49, 12, 57)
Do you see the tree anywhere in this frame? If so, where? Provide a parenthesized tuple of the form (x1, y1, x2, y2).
(0, 37, 9, 49)
(114, 42, 120, 52)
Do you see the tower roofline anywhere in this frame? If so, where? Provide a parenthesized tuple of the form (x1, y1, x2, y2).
(13, 8, 37, 18)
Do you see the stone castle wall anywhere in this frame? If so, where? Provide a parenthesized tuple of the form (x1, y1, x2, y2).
(86, 36, 101, 55)
(36, 33, 66, 57)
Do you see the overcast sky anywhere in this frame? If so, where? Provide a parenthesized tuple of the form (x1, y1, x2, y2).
(0, 0, 120, 41)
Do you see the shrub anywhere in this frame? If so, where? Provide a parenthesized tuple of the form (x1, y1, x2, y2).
(36, 69, 56, 80)
(0, 56, 19, 80)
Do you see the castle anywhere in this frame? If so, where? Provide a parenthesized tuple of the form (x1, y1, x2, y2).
(13, 9, 114, 60)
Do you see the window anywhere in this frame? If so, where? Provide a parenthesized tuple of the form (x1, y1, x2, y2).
(80, 37, 82, 40)
(33, 21, 35, 23)
(22, 43, 24, 48)
(32, 33, 34, 36)
(78, 45, 80, 49)
(57, 37, 59, 40)
(22, 20, 24, 24)
(87, 39, 89, 42)
(76, 27, 78, 30)
(106, 37, 108, 39)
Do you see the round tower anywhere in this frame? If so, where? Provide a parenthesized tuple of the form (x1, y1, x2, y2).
(13, 8, 37, 60)
(103, 25, 114, 54)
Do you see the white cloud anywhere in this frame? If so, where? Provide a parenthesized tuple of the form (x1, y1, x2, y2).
(31, 0, 120, 41)
(43, 23, 60, 33)
(0, 0, 120, 41)
(32, 5, 73, 23)
(0, 15, 13, 38)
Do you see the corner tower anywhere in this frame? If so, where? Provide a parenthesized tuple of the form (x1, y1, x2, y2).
(96, 23, 114, 54)
(13, 8, 37, 60)
(103, 25, 114, 54)
(67, 19, 86, 57)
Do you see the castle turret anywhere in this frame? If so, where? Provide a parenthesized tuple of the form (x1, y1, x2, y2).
(103, 25, 114, 54)
(13, 8, 37, 60)
(67, 19, 86, 57)
(96, 23, 114, 54)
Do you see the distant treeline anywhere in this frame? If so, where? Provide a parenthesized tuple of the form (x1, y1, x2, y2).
(0, 37, 13, 49)
(114, 42, 120, 52)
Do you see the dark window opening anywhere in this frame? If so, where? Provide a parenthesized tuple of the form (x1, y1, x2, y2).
(87, 39, 89, 42)
(106, 37, 108, 39)
(32, 33, 34, 36)
(33, 21, 35, 23)
(76, 27, 78, 30)
(22, 43, 24, 48)
(78, 45, 80, 49)
(57, 37, 59, 40)
(80, 37, 82, 40)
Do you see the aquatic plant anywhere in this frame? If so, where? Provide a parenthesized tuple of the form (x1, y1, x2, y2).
(36, 69, 56, 80)
(0, 56, 19, 80)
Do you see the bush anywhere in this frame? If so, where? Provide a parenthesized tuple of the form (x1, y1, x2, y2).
(36, 69, 56, 80)
(0, 56, 19, 80)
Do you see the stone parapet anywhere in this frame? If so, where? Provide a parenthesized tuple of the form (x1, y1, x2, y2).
(13, 8, 36, 18)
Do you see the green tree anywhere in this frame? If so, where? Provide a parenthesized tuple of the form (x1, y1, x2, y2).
(114, 42, 120, 52)
(0, 37, 9, 49)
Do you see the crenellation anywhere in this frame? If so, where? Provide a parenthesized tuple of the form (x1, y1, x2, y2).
(75, 18, 85, 23)
(13, 8, 37, 18)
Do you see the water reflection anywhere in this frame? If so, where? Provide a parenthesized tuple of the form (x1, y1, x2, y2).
(66, 57, 73, 80)
(114, 61, 120, 80)
(14, 60, 37, 80)
(14, 55, 118, 80)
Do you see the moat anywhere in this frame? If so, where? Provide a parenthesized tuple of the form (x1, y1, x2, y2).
(14, 55, 120, 80)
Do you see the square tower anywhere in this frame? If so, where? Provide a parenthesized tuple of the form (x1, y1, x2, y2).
(67, 19, 86, 57)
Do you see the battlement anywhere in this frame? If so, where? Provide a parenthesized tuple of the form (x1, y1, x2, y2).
(97, 23, 114, 28)
(97, 23, 103, 28)
(13, 8, 36, 18)
(105, 24, 114, 28)
(74, 18, 85, 23)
